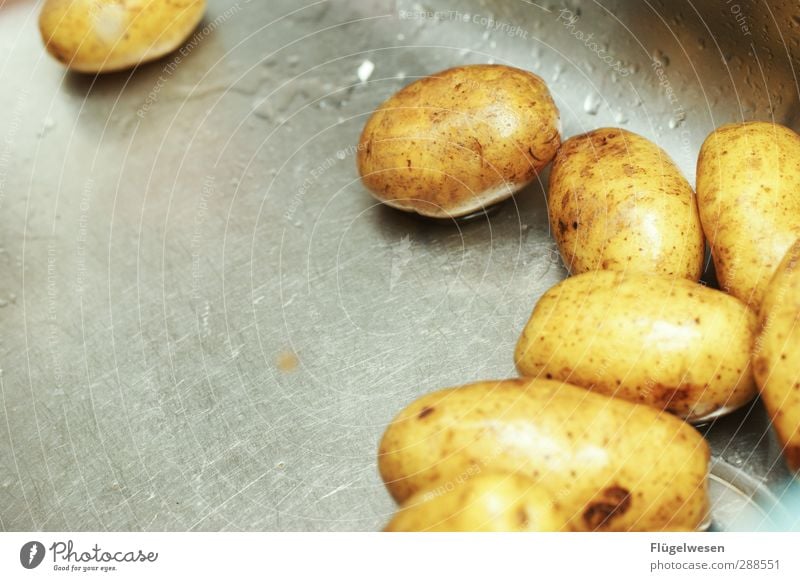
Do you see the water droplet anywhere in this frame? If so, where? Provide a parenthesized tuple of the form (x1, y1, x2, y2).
(489, 41, 497, 49)
(668, 112, 686, 129)
(252, 98, 273, 121)
(613, 110, 628, 124)
(583, 93, 601, 115)
(552, 64, 563, 82)
(397, 33, 405, 41)
(37, 117, 55, 137)
(335, 150, 346, 160)
(652, 49, 670, 66)
(357, 59, 375, 83)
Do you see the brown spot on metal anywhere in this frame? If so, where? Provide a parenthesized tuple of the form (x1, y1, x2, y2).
(276, 351, 299, 373)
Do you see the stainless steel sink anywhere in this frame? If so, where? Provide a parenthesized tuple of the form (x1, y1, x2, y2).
(0, 0, 798, 531)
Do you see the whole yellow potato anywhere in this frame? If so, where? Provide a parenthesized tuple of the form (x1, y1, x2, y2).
(548, 128, 704, 280)
(357, 65, 560, 218)
(378, 378, 710, 531)
(753, 239, 800, 472)
(385, 473, 570, 532)
(515, 270, 757, 422)
(39, 0, 206, 73)
(696, 122, 800, 307)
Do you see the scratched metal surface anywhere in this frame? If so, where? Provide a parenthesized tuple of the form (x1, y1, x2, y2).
(0, 0, 798, 531)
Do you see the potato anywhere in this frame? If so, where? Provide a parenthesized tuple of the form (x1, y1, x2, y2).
(356, 64, 560, 218)
(39, 0, 206, 73)
(548, 128, 704, 280)
(378, 378, 710, 531)
(696, 122, 800, 306)
(385, 473, 569, 532)
(753, 239, 800, 471)
(515, 270, 757, 422)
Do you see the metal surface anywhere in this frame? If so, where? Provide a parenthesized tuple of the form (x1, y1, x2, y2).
(0, 0, 798, 531)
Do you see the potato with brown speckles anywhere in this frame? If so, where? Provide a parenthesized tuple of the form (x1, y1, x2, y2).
(753, 239, 800, 472)
(379, 378, 710, 531)
(357, 64, 560, 218)
(696, 122, 800, 307)
(548, 128, 704, 280)
(385, 473, 570, 532)
(515, 271, 757, 422)
(39, 0, 206, 73)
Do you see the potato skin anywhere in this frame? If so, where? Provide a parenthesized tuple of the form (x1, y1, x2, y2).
(753, 239, 800, 471)
(515, 271, 757, 422)
(385, 473, 569, 532)
(39, 0, 206, 73)
(696, 122, 800, 307)
(357, 65, 560, 218)
(379, 379, 710, 531)
(548, 128, 704, 280)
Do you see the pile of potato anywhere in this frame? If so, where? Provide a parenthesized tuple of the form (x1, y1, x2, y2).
(36, 2, 798, 529)
(358, 64, 800, 531)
